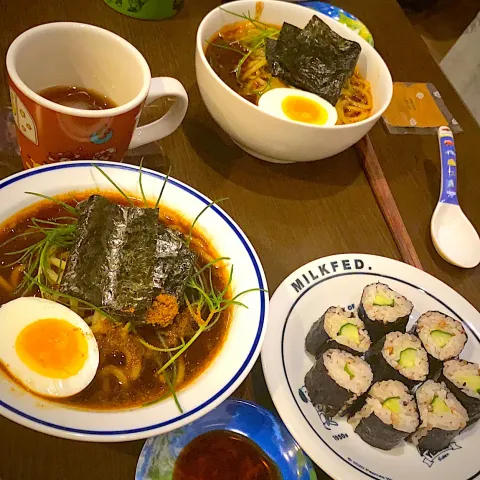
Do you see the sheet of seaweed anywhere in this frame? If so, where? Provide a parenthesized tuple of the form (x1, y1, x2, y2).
(153, 225, 195, 302)
(61, 195, 158, 317)
(265, 16, 361, 105)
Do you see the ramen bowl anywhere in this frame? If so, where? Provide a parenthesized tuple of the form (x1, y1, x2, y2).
(0, 161, 268, 442)
(195, 0, 393, 163)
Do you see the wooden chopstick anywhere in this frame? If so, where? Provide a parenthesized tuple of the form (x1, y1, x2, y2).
(356, 135, 424, 271)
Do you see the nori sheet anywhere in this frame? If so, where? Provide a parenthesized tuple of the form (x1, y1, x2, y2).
(355, 412, 410, 450)
(61, 195, 158, 317)
(266, 16, 361, 105)
(358, 302, 409, 343)
(414, 427, 463, 454)
(305, 314, 330, 358)
(153, 225, 195, 302)
(305, 356, 353, 417)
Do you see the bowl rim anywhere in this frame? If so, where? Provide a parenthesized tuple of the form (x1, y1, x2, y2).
(0, 161, 268, 442)
(196, 0, 393, 131)
(135, 398, 317, 480)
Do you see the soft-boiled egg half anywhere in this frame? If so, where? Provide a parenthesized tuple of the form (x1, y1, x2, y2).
(0, 297, 99, 398)
(258, 88, 338, 126)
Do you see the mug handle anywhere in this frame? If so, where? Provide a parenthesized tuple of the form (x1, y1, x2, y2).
(128, 77, 188, 149)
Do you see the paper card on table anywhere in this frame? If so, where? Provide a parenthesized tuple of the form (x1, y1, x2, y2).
(382, 82, 462, 135)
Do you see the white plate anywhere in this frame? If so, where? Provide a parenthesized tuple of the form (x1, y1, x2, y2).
(262, 253, 480, 480)
(0, 161, 268, 442)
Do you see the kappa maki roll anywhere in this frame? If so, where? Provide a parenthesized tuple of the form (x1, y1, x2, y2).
(305, 349, 373, 417)
(439, 360, 480, 425)
(305, 306, 371, 358)
(366, 332, 429, 389)
(410, 380, 468, 453)
(349, 380, 419, 450)
(358, 283, 413, 342)
(413, 311, 467, 377)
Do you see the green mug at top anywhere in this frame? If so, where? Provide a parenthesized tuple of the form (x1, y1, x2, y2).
(103, 0, 184, 20)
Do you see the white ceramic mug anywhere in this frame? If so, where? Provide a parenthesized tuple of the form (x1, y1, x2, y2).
(6, 22, 188, 168)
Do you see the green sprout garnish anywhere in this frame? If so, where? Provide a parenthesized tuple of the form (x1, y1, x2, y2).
(207, 8, 280, 93)
(187, 198, 227, 247)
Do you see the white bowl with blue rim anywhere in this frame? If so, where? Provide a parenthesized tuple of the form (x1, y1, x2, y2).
(262, 253, 480, 480)
(0, 161, 268, 442)
(136, 398, 317, 479)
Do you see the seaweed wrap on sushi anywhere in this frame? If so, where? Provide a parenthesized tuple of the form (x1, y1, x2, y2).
(349, 380, 419, 450)
(305, 348, 373, 417)
(358, 283, 413, 342)
(410, 380, 468, 453)
(439, 360, 480, 425)
(413, 311, 467, 377)
(305, 306, 371, 358)
(366, 332, 429, 389)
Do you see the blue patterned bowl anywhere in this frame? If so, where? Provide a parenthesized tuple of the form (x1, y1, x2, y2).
(296, 1, 374, 46)
(136, 398, 317, 479)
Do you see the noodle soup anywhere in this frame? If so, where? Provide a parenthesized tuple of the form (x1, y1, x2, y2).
(205, 14, 373, 125)
(0, 186, 235, 410)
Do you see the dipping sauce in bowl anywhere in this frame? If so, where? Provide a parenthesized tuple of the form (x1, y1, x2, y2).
(173, 430, 281, 480)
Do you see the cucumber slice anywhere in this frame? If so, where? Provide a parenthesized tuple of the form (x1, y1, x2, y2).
(399, 348, 417, 368)
(431, 395, 451, 414)
(344, 363, 355, 380)
(373, 294, 395, 307)
(338, 323, 360, 345)
(457, 374, 480, 393)
(430, 330, 453, 348)
(382, 396, 401, 414)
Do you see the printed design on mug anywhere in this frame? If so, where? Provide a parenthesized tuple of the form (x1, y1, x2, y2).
(90, 124, 113, 145)
(46, 147, 117, 165)
(92, 147, 117, 161)
(9, 87, 38, 145)
(47, 151, 83, 164)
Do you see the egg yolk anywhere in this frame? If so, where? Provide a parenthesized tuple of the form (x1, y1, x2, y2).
(15, 318, 88, 379)
(281, 96, 328, 125)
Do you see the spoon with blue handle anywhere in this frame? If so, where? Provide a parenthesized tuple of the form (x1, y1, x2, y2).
(430, 126, 480, 268)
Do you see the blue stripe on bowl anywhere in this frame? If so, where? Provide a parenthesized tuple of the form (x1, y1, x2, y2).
(281, 271, 480, 480)
(0, 161, 267, 436)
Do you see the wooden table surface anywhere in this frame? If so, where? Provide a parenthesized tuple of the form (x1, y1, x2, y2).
(0, 0, 479, 479)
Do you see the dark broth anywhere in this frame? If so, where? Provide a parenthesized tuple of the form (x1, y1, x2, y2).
(0, 191, 231, 409)
(38, 86, 117, 110)
(173, 430, 281, 480)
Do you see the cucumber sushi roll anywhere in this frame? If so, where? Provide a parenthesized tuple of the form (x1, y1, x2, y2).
(349, 380, 419, 450)
(413, 311, 467, 377)
(410, 380, 468, 453)
(305, 306, 371, 357)
(366, 332, 429, 389)
(439, 360, 480, 425)
(358, 283, 413, 342)
(305, 349, 373, 417)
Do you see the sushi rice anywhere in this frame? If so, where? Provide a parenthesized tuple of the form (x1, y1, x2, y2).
(360, 283, 413, 324)
(382, 332, 429, 381)
(443, 360, 480, 400)
(349, 380, 419, 433)
(323, 349, 373, 395)
(411, 380, 468, 445)
(323, 307, 371, 353)
(415, 311, 467, 361)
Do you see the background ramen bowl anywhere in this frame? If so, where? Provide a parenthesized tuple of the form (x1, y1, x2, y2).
(0, 161, 268, 442)
(195, 0, 393, 164)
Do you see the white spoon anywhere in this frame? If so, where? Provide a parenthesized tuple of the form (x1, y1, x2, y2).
(431, 126, 480, 268)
